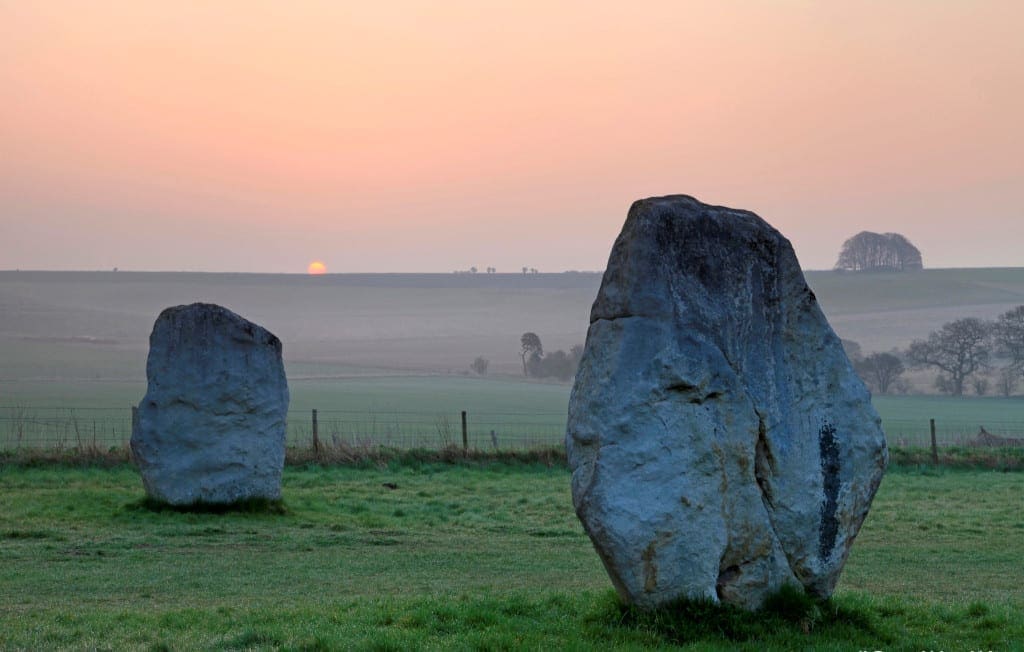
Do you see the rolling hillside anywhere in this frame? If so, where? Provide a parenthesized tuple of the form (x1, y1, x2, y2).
(1, 268, 1023, 383)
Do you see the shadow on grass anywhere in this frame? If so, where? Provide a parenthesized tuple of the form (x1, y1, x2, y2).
(597, 585, 887, 648)
(126, 496, 288, 515)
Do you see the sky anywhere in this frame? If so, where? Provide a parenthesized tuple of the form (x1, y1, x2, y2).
(1, 1, 1022, 273)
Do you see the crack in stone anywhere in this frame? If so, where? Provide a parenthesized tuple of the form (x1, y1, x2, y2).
(748, 409, 803, 587)
(663, 381, 723, 404)
(754, 414, 777, 510)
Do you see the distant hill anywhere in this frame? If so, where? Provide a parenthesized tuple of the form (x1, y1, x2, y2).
(2, 268, 1023, 380)
(805, 268, 1024, 352)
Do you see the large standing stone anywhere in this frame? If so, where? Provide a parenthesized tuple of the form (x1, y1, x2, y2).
(131, 303, 289, 505)
(566, 195, 887, 610)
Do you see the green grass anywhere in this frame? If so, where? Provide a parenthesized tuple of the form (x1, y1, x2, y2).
(874, 394, 1024, 446)
(0, 375, 572, 414)
(889, 445, 1024, 471)
(874, 394, 1024, 425)
(805, 267, 1024, 316)
(6, 376, 1024, 451)
(1, 463, 1021, 649)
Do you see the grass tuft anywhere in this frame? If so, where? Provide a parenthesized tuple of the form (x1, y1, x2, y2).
(0, 445, 132, 468)
(888, 445, 1024, 471)
(760, 583, 823, 628)
(285, 443, 567, 469)
(606, 585, 885, 647)
(223, 630, 283, 648)
(3, 529, 54, 539)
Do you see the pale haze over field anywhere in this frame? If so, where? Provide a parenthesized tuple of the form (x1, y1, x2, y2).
(2, 2, 1022, 273)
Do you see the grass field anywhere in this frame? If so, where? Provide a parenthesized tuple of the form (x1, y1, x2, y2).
(1, 462, 1021, 650)
(4, 376, 1024, 453)
(873, 394, 1024, 446)
(4, 268, 1024, 451)
(4, 375, 1024, 451)
(4, 267, 1024, 379)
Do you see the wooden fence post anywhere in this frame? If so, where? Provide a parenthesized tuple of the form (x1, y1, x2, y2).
(312, 409, 320, 453)
(930, 418, 938, 464)
(461, 410, 468, 452)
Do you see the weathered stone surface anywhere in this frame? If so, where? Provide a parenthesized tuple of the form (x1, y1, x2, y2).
(566, 195, 887, 610)
(131, 303, 289, 505)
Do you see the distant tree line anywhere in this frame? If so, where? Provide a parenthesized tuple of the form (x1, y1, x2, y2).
(472, 306, 1024, 395)
(845, 305, 1024, 397)
(467, 333, 585, 381)
(470, 356, 489, 375)
(834, 232, 923, 272)
(453, 267, 498, 274)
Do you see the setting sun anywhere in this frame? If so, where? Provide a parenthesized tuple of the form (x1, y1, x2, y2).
(307, 261, 327, 275)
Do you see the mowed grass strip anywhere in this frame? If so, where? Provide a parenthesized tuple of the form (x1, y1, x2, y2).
(1, 464, 1022, 650)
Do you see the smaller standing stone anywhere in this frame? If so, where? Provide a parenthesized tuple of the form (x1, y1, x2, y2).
(131, 303, 289, 505)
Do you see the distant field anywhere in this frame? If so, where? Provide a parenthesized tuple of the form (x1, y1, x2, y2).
(873, 395, 1024, 446)
(0, 376, 574, 450)
(805, 267, 1024, 352)
(3, 268, 1024, 380)
(4, 375, 1024, 450)
(3, 268, 1024, 449)
(0, 464, 1020, 649)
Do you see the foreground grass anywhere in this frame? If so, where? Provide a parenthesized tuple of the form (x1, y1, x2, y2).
(1, 463, 1022, 650)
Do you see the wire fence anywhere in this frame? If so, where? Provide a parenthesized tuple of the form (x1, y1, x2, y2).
(1, 406, 1022, 452)
(879, 419, 1024, 448)
(0, 407, 568, 452)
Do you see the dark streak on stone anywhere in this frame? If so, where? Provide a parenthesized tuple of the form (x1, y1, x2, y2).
(754, 416, 776, 510)
(818, 423, 840, 562)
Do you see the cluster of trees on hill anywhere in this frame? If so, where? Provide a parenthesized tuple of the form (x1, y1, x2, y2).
(466, 333, 585, 381)
(834, 232, 923, 272)
(845, 306, 1024, 396)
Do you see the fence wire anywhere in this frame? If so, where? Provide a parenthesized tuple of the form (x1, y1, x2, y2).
(1, 406, 1022, 451)
(0, 407, 570, 451)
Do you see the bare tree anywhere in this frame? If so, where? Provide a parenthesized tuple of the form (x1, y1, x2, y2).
(520, 332, 543, 376)
(994, 305, 1024, 373)
(834, 232, 923, 272)
(997, 367, 1018, 397)
(854, 352, 905, 394)
(906, 318, 991, 396)
(972, 376, 990, 396)
(470, 356, 489, 375)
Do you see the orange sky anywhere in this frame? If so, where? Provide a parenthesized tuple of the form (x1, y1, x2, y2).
(1, 1, 1022, 272)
